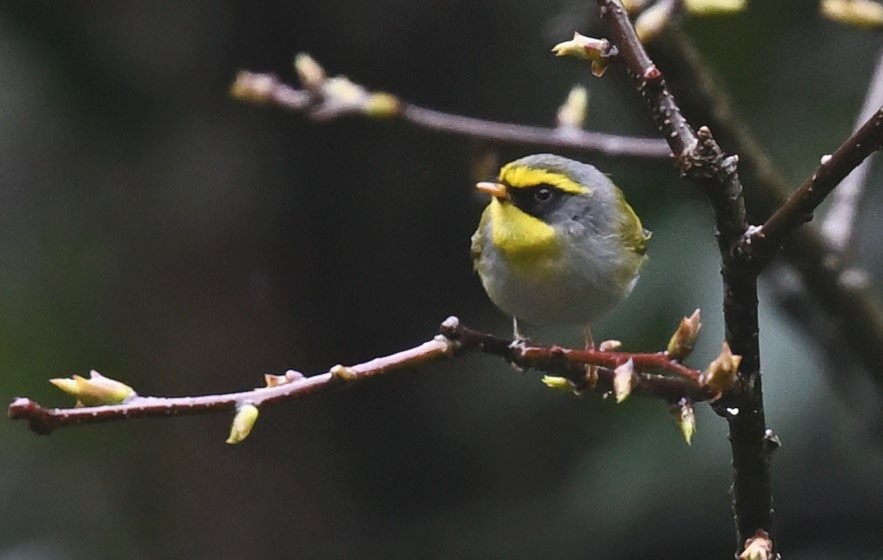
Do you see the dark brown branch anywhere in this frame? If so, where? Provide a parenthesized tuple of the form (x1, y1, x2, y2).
(821, 48, 883, 253)
(230, 70, 672, 160)
(648, 28, 883, 389)
(595, 1, 770, 553)
(596, 4, 749, 250)
(596, 1, 696, 156)
(9, 317, 711, 435)
(745, 107, 883, 266)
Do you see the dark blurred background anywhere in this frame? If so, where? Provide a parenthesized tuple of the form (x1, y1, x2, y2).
(2, 1, 881, 558)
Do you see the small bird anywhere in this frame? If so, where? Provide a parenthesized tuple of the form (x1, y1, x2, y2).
(471, 154, 650, 344)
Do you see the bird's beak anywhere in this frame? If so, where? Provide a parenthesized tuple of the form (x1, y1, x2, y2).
(476, 181, 509, 200)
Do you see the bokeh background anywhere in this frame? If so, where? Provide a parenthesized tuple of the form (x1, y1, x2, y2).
(2, 1, 881, 558)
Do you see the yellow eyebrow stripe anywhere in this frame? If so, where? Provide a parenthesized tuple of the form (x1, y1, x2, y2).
(499, 164, 591, 195)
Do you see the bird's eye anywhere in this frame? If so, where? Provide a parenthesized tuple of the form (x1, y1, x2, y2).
(534, 187, 553, 202)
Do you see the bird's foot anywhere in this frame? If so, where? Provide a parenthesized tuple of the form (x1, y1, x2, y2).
(509, 317, 530, 349)
(583, 325, 595, 351)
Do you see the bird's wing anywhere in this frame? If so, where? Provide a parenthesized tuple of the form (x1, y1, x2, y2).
(470, 209, 490, 270)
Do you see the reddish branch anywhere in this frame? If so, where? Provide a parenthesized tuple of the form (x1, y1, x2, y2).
(231, 70, 672, 159)
(8, 317, 711, 435)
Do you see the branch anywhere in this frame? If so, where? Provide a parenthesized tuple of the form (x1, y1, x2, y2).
(820, 48, 883, 253)
(593, 1, 769, 553)
(647, 28, 883, 389)
(230, 68, 672, 160)
(745, 107, 883, 266)
(9, 334, 458, 435)
(595, 2, 696, 155)
(440, 320, 716, 400)
(9, 317, 718, 436)
(595, 2, 748, 250)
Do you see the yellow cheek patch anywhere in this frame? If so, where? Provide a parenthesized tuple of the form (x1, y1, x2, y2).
(489, 198, 561, 261)
(500, 164, 591, 195)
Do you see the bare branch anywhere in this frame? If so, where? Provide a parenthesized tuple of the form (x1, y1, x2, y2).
(9, 334, 459, 435)
(9, 317, 715, 436)
(745, 107, 883, 266)
(820, 48, 883, 252)
(230, 70, 672, 160)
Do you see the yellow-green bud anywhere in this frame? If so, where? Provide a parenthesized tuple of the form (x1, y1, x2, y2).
(226, 404, 259, 445)
(365, 92, 401, 118)
(541, 375, 577, 393)
(551, 32, 611, 77)
(49, 370, 136, 407)
(672, 398, 696, 445)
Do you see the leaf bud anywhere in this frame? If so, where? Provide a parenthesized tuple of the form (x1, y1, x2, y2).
(667, 309, 702, 361)
(701, 342, 741, 396)
(613, 359, 636, 403)
(49, 370, 136, 407)
(226, 403, 259, 445)
(551, 32, 612, 77)
(294, 52, 326, 90)
(671, 397, 696, 445)
(739, 529, 774, 560)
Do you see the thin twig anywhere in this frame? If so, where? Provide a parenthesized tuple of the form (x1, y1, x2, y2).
(820, 48, 883, 253)
(402, 105, 672, 158)
(745, 107, 883, 266)
(231, 70, 672, 159)
(8, 317, 711, 435)
(9, 335, 459, 435)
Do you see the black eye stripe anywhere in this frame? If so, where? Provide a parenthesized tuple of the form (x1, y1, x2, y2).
(507, 183, 567, 219)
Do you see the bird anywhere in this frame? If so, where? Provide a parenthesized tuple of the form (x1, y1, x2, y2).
(470, 153, 650, 346)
